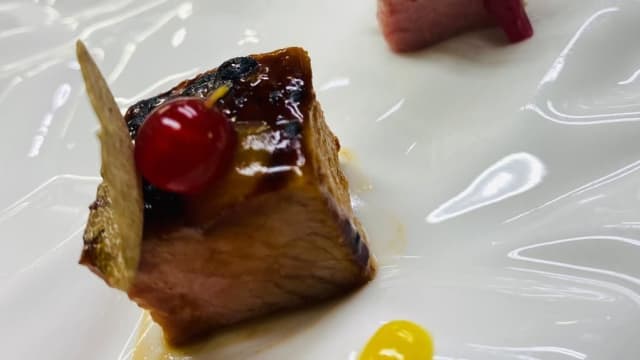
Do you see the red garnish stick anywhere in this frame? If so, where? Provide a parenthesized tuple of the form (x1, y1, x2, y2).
(484, 0, 533, 43)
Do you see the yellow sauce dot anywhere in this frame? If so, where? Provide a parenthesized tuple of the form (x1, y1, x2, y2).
(359, 320, 434, 360)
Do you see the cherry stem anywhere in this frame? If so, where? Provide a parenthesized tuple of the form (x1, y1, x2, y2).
(484, 0, 533, 43)
(204, 85, 230, 109)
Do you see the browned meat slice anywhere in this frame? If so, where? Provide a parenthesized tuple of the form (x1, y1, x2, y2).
(378, 0, 533, 52)
(81, 48, 375, 346)
(378, 0, 493, 52)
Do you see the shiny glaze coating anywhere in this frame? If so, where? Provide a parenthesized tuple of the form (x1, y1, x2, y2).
(125, 52, 311, 221)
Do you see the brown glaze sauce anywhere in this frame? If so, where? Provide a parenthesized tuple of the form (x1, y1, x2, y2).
(124, 48, 312, 223)
(216, 49, 311, 194)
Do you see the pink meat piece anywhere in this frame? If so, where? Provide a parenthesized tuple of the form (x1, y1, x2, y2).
(377, 0, 494, 52)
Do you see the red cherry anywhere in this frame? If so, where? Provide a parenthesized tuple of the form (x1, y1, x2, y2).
(134, 97, 235, 194)
(484, 0, 533, 43)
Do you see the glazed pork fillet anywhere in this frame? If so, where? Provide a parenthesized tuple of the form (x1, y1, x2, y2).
(81, 48, 375, 345)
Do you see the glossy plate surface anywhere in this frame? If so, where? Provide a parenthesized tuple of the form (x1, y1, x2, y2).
(2, 0, 640, 359)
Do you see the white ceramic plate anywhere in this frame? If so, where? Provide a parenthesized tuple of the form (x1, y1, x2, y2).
(2, 0, 640, 358)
